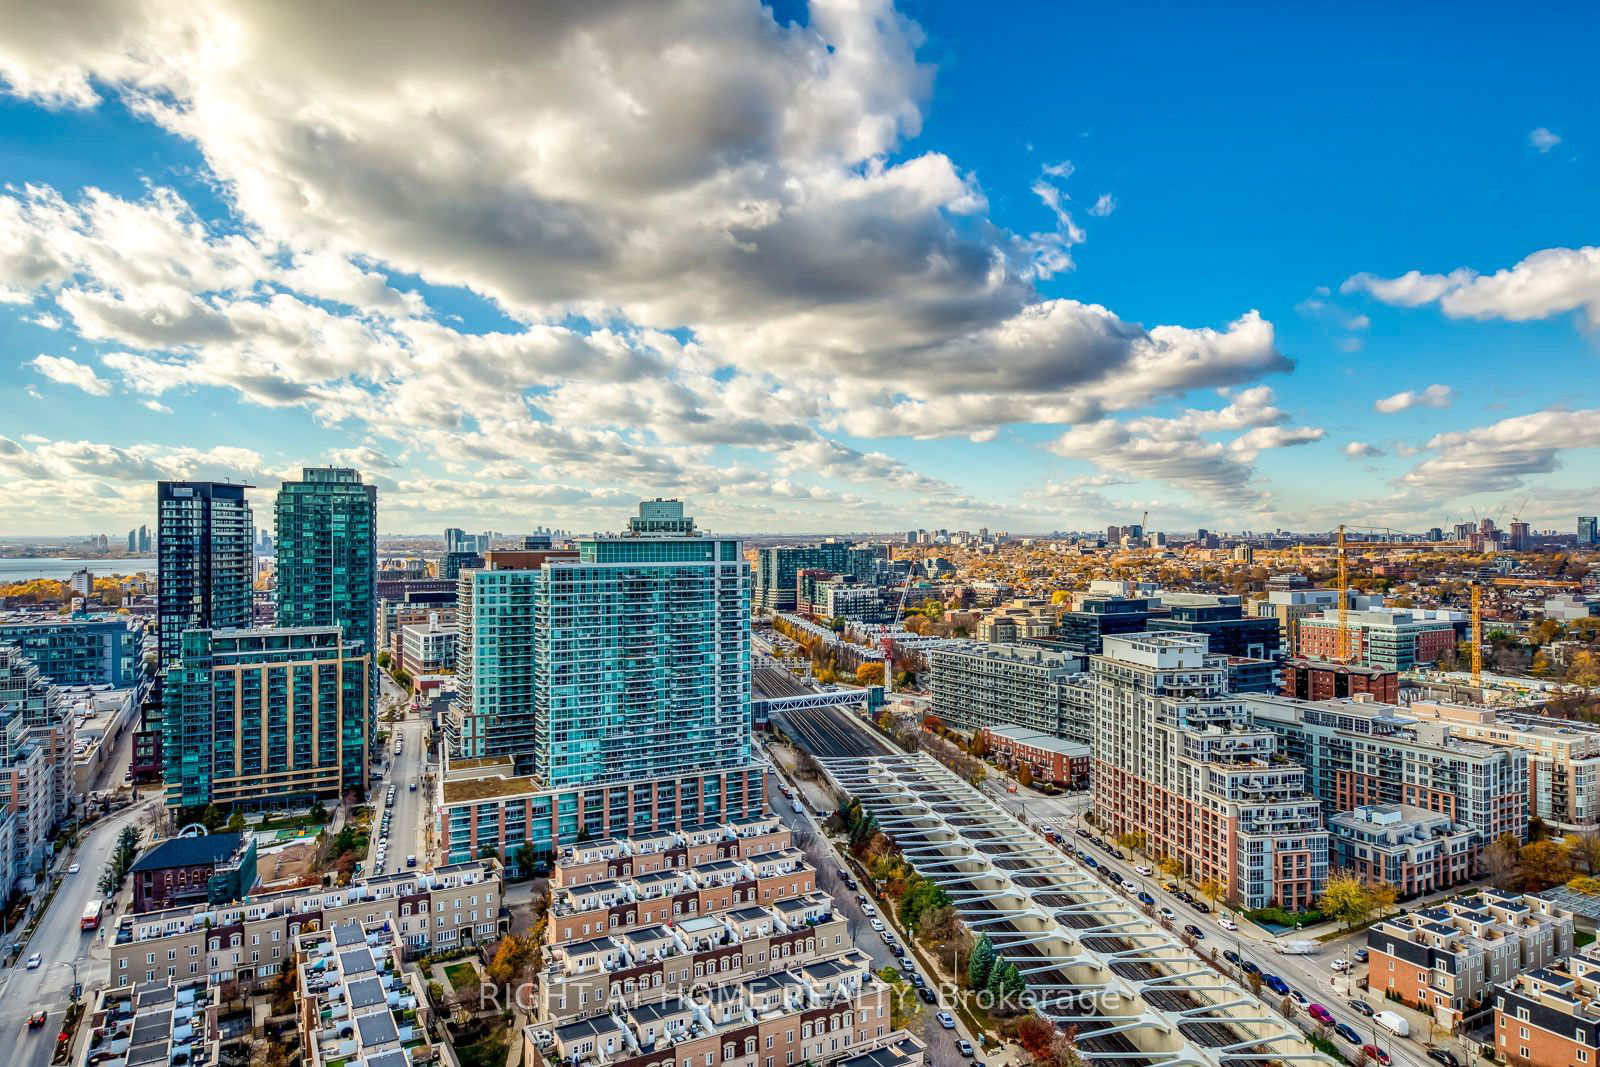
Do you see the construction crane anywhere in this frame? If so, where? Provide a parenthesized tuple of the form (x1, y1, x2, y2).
(1470, 582, 1483, 689)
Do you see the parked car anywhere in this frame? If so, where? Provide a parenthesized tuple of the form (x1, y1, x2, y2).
(1362, 1045, 1391, 1066)
(870, 919, 885, 932)
(1082, 856, 1099, 869)
(1135, 865, 1153, 876)
(843, 876, 858, 890)
(1076, 829, 1091, 839)
(1222, 950, 1241, 965)
(937, 1012, 957, 1029)
(1261, 973, 1289, 995)
(1183, 924, 1205, 940)
(862, 902, 877, 916)
(1334, 1023, 1361, 1044)
(1347, 999, 1375, 1018)
(1289, 990, 1309, 1007)
(1217, 916, 1237, 931)
(1426, 1050, 1461, 1067)
(1353, 947, 1370, 962)
(957, 1039, 975, 1058)
(909, 973, 926, 988)
(882, 932, 898, 947)
(1159, 907, 1176, 920)
(1330, 958, 1349, 971)
(406, 855, 417, 867)
(1191, 900, 1211, 913)
(1307, 1004, 1333, 1026)
(1240, 960, 1260, 975)
(917, 986, 937, 1004)
(1137, 891, 1155, 906)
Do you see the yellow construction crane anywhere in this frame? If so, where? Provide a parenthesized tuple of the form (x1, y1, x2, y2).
(1470, 583, 1483, 688)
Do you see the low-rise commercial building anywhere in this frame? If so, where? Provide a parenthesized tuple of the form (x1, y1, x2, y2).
(929, 641, 1088, 743)
(1328, 803, 1478, 898)
(129, 831, 259, 914)
(398, 614, 455, 675)
(1056, 595, 1152, 655)
(1153, 593, 1281, 660)
(1367, 889, 1575, 1028)
(109, 860, 504, 989)
(976, 724, 1090, 788)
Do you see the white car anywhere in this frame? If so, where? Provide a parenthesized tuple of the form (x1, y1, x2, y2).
(26, 953, 41, 969)
(870, 919, 885, 932)
(1218, 917, 1238, 931)
(1135, 865, 1153, 876)
(861, 903, 877, 917)
(67, 862, 80, 874)
(1331, 958, 1349, 971)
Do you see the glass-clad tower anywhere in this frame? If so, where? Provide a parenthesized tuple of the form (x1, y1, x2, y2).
(157, 481, 254, 664)
(275, 468, 378, 658)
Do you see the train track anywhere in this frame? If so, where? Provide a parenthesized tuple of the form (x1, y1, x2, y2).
(778, 703, 891, 759)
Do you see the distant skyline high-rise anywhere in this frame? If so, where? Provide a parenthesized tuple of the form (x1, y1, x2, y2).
(1582, 516, 1599, 547)
(156, 481, 254, 665)
(275, 468, 378, 661)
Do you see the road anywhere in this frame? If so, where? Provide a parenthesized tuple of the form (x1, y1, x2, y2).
(370, 712, 430, 874)
(0, 798, 160, 1067)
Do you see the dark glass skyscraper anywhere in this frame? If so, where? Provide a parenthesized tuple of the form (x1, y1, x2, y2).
(156, 481, 254, 664)
(274, 467, 378, 659)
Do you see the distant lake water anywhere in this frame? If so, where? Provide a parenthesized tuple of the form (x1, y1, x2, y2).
(0, 557, 155, 581)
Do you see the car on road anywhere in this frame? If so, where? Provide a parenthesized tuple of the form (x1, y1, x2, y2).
(917, 986, 938, 1004)
(1307, 1004, 1333, 1025)
(26, 952, 42, 969)
(1082, 856, 1098, 869)
(882, 932, 898, 947)
(1426, 1050, 1461, 1067)
(1137, 891, 1155, 906)
(957, 1039, 975, 1058)
(1261, 973, 1289, 995)
(1159, 907, 1176, 920)
(1347, 999, 1375, 1017)
(1191, 900, 1211, 913)
(1135, 865, 1153, 876)
(1362, 1044, 1391, 1066)
(1334, 1023, 1361, 1044)
(936, 1012, 957, 1029)
(1076, 828, 1091, 839)
(1222, 950, 1241, 965)
(1183, 923, 1205, 939)
(407, 855, 417, 867)
(861, 902, 877, 916)
(27, 1010, 46, 1028)
(67, 862, 80, 874)
(1289, 989, 1308, 1007)
(409, 782, 417, 791)
(1353, 947, 1369, 962)
(1240, 960, 1260, 975)
(1330, 958, 1349, 971)
(843, 876, 858, 889)
(1217, 916, 1237, 931)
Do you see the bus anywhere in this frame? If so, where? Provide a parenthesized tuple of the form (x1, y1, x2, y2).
(80, 898, 103, 931)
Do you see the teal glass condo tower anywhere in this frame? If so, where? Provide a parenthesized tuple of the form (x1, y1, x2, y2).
(275, 467, 378, 658)
(157, 481, 254, 665)
(163, 627, 369, 810)
(441, 500, 761, 865)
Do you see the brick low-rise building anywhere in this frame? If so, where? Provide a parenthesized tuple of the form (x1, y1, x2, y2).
(977, 724, 1090, 788)
(1493, 946, 1600, 1067)
(1280, 657, 1398, 703)
(1367, 889, 1575, 1028)
(1329, 803, 1478, 898)
(129, 831, 258, 913)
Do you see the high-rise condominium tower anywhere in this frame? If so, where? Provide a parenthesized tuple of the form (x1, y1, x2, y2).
(156, 481, 254, 664)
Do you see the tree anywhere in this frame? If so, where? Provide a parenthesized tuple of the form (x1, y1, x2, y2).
(377, 650, 391, 668)
(1016, 761, 1034, 788)
(513, 842, 536, 879)
(1532, 651, 1551, 677)
(969, 731, 990, 758)
(1317, 872, 1378, 932)
(967, 934, 995, 989)
(200, 803, 226, 831)
(1247, 970, 1263, 997)
(1483, 833, 1521, 883)
(1568, 651, 1600, 690)
(226, 810, 247, 833)
(1198, 878, 1224, 905)
(855, 661, 885, 687)
(1158, 856, 1184, 880)
(1517, 839, 1574, 892)
(1566, 875, 1600, 895)
(1018, 1014, 1058, 1059)
(970, 764, 986, 788)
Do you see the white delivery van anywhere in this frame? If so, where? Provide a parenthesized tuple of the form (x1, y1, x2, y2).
(1373, 1010, 1410, 1037)
(1276, 940, 1316, 954)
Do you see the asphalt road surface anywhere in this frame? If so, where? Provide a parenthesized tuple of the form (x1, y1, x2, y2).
(0, 798, 160, 1067)
(371, 714, 430, 874)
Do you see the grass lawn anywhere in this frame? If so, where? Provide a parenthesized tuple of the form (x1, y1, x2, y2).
(444, 961, 479, 992)
(455, 1022, 511, 1067)
(1578, 930, 1596, 949)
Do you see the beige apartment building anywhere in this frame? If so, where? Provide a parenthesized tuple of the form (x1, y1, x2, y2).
(109, 860, 503, 989)
(1408, 700, 1600, 832)
(554, 815, 793, 888)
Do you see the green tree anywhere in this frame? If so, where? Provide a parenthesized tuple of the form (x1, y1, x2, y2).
(226, 810, 247, 833)
(967, 934, 995, 989)
(200, 804, 226, 831)
(513, 842, 536, 879)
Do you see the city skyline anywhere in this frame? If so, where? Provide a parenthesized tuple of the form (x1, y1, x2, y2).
(1, 4, 1597, 537)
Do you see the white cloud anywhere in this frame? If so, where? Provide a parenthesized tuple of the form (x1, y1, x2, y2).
(1344, 246, 1600, 328)
(1529, 127, 1562, 153)
(1400, 407, 1600, 494)
(141, 399, 172, 414)
(1374, 384, 1453, 414)
(28, 353, 110, 395)
(1089, 193, 1116, 217)
(1342, 441, 1382, 459)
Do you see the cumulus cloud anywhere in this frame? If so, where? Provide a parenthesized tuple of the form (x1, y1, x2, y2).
(1089, 193, 1116, 217)
(1399, 408, 1600, 494)
(1342, 441, 1383, 459)
(1374, 384, 1453, 414)
(1529, 127, 1562, 153)
(29, 353, 110, 395)
(1344, 246, 1600, 328)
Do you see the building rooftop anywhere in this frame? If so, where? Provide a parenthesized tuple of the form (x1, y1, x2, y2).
(129, 831, 247, 873)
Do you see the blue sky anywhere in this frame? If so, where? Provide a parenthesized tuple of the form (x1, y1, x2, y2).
(0, 1, 1596, 535)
